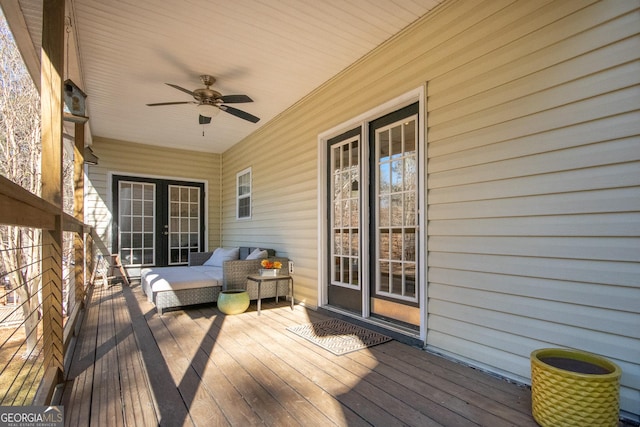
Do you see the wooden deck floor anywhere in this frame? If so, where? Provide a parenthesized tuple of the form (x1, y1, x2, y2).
(59, 282, 539, 427)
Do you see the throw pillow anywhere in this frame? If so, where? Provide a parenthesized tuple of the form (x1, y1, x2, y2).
(204, 247, 240, 267)
(246, 248, 268, 260)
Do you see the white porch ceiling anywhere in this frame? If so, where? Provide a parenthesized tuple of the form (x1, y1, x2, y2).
(7, 0, 445, 153)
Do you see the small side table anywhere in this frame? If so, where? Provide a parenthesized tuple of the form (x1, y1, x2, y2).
(246, 274, 294, 315)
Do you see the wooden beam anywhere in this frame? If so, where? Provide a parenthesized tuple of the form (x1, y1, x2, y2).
(0, 177, 83, 232)
(41, 1, 64, 208)
(0, 192, 56, 230)
(74, 124, 84, 219)
(62, 213, 84, 233)
(40, 0, 65, 377)
(73, 122, 86, 312)
(0, 175, 58, 219)
(33, 367, 61, 406)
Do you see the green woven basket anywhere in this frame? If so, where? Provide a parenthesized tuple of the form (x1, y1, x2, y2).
(530, 348, 621, 427)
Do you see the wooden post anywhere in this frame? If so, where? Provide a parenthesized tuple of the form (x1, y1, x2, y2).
(73, 123, 85, 305)
(40, 0, 65, 377)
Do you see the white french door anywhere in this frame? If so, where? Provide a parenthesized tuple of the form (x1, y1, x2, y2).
(369, 105, 420, 327)
(114, 176, 205, 267)
(325, 102, 421, 328)
(167, 185, 202, 265)
(327, 128, 362, 312)
(117, 181, 156, 266)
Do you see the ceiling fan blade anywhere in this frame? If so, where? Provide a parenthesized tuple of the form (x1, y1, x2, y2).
(146, 101, 192, 106)
(166, 83, 195, 97)
(199, 115, 212, 125)
(219, 94, 253, 103)
(219, 105, 260, 123)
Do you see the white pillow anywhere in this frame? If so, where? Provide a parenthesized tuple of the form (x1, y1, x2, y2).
(246, 248, 268, 260)
(204, 247, 240, 267)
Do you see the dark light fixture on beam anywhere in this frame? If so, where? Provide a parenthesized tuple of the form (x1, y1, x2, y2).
(84, 146, 99, 165)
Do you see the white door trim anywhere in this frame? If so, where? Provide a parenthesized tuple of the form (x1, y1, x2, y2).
(317, 85, 427, 342)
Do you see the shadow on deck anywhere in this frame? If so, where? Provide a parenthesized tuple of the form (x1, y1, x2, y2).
(58, 282, 540, 426)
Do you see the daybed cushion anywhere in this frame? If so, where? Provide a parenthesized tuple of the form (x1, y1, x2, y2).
(204, 247, 240, 267)
(246, 248, 268, 260)
(141, 265, 223, 295)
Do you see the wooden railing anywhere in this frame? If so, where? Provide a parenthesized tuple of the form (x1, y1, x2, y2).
(0, 175, 95, 404)
(0, 0, 94, 405)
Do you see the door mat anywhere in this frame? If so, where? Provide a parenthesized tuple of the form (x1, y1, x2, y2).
(287, 319, 392, 355)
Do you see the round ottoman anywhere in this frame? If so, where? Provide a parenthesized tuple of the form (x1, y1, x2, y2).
(217, 290, 250, 315)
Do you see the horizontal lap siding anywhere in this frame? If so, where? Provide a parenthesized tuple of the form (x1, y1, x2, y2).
(86, 137, 222, 252)
(222, 130, 320, 306)
(221, 0, 639, 417)
(427, 0, 640, 416)
(219, 0, 528, 308)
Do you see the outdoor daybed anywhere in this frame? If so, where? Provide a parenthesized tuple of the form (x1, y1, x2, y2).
(141, 247, 288, 314)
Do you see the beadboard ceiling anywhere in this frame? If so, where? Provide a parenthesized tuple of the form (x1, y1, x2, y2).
(5, 0, 445, 153)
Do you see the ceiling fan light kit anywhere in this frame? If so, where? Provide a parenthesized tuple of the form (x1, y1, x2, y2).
(146, 74, 260, 124)
(197, 103, 219, 118)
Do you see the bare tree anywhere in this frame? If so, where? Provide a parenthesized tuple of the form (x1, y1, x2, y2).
(0, 10, 42, 358)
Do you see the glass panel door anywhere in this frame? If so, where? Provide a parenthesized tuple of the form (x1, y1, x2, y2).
(168, 185, 201, 265)
(331, 138, 360, 288)
(324, 103, 420, 326)
(118, 181, 155, 266)
(114, 176, 205, 268)
(327, 128, 362, 313)
(375, 118, 418, 302)
(369, 102, 420, 327)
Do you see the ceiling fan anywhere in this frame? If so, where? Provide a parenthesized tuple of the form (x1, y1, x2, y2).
(146, 75, 260, 124)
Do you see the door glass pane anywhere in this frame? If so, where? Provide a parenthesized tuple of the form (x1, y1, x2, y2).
(390, 194, 403, 227)
(379, 230, 389, 259)
(168, 185, 201, 265)
(404, 120, 416, 153)
(132, 185, 142, 199)
(375, 116, 419, 302)
(391, 126, 402, 157)
(379, 162, 390, 193)
(391, 262, 403, 295)
(379, 130, 390, 161)
(119, 182, 155, 266)
(330, 136, 360, 289)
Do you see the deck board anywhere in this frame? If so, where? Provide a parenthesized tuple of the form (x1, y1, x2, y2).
(61, 282, 542, 427)
(223, 306, 372, 427)
(169, 311, 265, 426)
(62, 286, 99, 426)
(188, 311, 301, 427)
(249, 306, 443, 426)
(276, 306, 531, 426)
(148, 314, 227, 425)
(112, 286, 158, 427)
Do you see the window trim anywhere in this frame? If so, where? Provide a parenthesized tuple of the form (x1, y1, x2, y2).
(236, 167, 252, 220)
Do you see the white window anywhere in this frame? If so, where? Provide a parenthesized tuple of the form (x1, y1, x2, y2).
(236, 167, 252, 219)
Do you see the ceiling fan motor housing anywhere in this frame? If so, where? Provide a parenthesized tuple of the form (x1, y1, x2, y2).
(194, 88, 222, 104)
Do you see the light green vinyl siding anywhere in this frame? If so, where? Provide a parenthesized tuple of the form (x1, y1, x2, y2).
(86, 137, 222, 255)
(221, 0, 640, 417)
